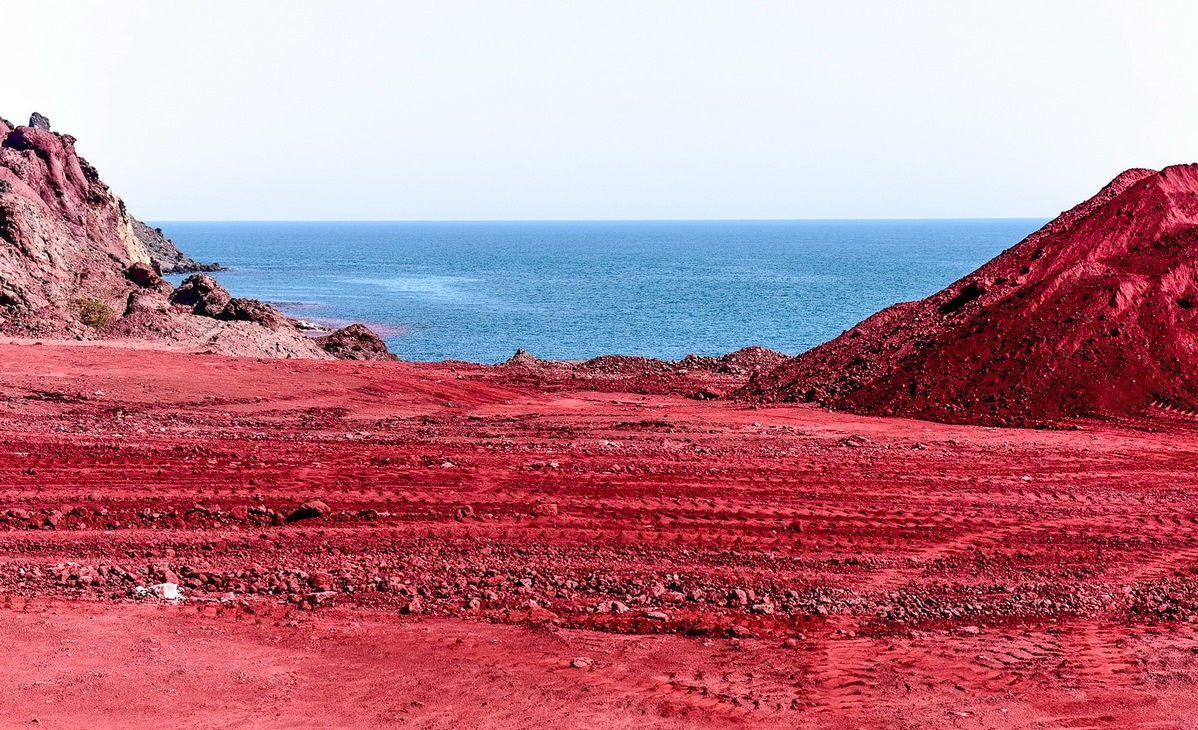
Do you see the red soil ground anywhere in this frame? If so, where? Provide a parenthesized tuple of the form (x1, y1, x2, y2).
(3, 342, 1198, 728)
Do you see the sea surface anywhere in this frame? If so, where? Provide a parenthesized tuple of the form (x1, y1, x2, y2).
(156, 220, 1044, 363)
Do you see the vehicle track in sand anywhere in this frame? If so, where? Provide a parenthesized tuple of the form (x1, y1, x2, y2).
(4, 343, 1198, 726)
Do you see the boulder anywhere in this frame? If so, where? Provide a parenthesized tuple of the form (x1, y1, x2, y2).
(170, 274, 231, 318)
(224, 298, 292, 329)
(124, 262, 162, 289)
(317, 323, 396, 361)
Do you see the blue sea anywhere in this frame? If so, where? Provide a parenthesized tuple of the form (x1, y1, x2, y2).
(156, 220, 1043, 363)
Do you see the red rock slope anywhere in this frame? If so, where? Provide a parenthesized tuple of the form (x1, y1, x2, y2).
(0, 112, 391, 359)
(739, 165, 1198, 425)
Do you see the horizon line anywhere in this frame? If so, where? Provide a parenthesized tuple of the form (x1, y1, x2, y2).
(146, 216, 1051, 224)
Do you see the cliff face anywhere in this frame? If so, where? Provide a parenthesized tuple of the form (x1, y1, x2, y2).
(0, 115, 150, 330)
(739, 165, 1198, 426)
(0, 112, 391, 360)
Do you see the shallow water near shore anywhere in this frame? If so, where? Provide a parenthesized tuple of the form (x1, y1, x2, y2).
(157, 219, 1042, 362)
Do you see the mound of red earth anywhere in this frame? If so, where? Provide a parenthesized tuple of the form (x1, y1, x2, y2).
(498, 345, 787, 397)
(740, 164, 1198, 426)
(0, 111, 391, 359)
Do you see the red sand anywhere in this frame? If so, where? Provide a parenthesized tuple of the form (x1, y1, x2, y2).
(3, 342, 1198, 727)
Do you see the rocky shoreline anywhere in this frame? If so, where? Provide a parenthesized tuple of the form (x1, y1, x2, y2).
(0, 112, 393, 360)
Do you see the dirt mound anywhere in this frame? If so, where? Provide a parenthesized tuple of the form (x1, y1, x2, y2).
(489, 346, 787, 398)
(739, 165, 1198, 426)
(0, 111, 392, 360)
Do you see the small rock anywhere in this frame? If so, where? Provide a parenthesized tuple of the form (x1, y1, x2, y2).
(309, 571, 334, 591)
(286, 500, 330, 523)
(532, 501, 559, 517)
(571, 657, 593, 669)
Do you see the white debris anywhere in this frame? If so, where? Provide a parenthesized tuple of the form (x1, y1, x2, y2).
(136, 582, 184, 601)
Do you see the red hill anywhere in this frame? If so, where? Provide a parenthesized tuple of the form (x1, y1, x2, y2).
(739, 164, 1198, 426)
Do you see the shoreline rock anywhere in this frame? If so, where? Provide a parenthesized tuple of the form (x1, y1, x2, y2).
(0, 109, 396, 362)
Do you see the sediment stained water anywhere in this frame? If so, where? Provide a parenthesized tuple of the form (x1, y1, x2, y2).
(157, 220, 1042, 362)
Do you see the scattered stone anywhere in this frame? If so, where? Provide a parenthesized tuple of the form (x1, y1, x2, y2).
(571, 656, 593, 669)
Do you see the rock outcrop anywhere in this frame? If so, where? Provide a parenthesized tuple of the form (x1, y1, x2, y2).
(315, 323, 398, 361)
(739, 165, 1198, 426)
(131, 220, 222, 273)
(0, 111, 394, 360)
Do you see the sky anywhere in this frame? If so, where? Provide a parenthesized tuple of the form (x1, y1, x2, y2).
(4, 1, 1197, 221)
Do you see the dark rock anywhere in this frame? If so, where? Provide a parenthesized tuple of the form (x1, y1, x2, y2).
(170, 275, 294, 330)
(505, 348, 541, 367)
(28, 112, 50, 131)
(317, 324, 397, 361)
(224, 298, 292, 330)
(131, 219, 223, 274)
(285, 500, 330, 523)
(170, 274, 231, 318)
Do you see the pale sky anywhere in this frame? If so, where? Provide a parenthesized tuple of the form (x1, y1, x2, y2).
(4, 1, 1197, 220)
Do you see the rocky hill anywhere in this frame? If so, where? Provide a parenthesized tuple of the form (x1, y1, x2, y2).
(0, 112, 392, 359)
(130, 219, 223, 274)
(738, 164, 1198, 426)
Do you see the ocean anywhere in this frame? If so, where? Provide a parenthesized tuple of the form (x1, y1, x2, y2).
(156, 220, 1043, 363)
